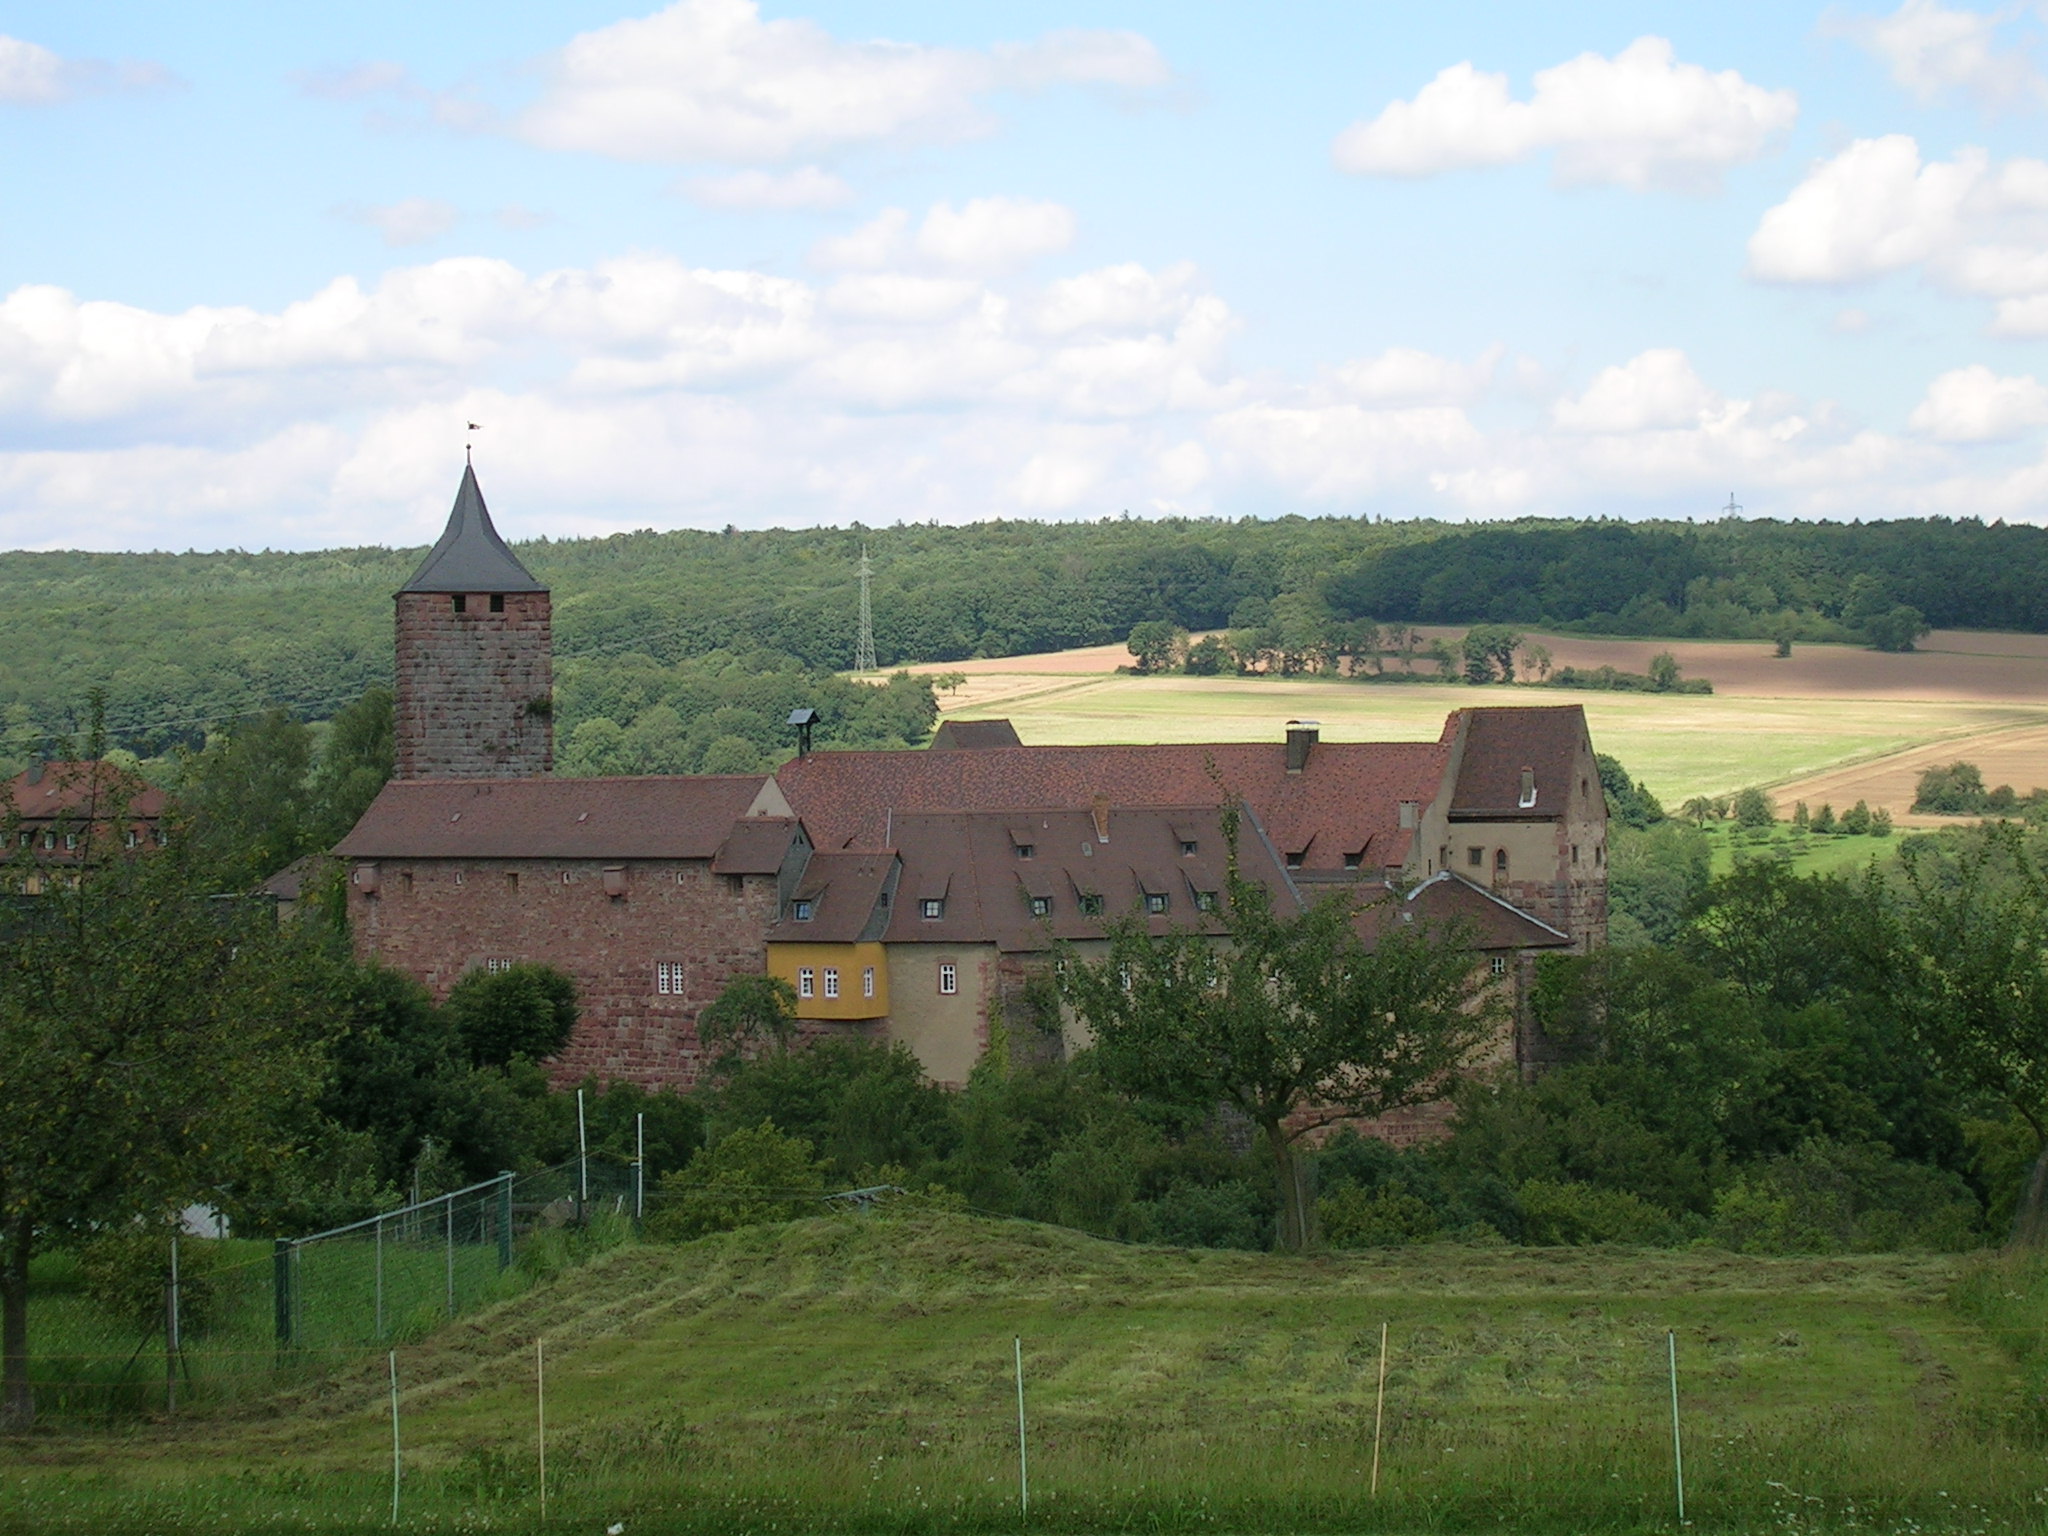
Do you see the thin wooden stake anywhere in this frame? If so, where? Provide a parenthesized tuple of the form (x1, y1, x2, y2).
(537, 1337, 547, 1523)
(388, 1350, 401, 1527)
(1668, 1329, 1685, 1525)
(1369, 1319, 1389, 1497)
(1014, 1336, 1029, 1518)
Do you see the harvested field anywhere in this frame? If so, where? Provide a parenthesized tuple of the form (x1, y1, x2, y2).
(901, 629, 2048, 811)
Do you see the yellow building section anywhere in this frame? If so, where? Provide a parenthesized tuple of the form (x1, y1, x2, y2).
(767, 941, 890, 1020)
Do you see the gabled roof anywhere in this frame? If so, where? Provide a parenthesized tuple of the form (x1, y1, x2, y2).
(4, 761, 167, 821)
(877, 804, 1297, 953)
(334, 775, 778, 859)
(1355, 870, 1573, 952)
(399, 464, 546, 595)
(1448, 704, 1590, 819)
(766, 851, 897, 943)
(929, 718, 1023, 750)
(776, 738, 1450, 874)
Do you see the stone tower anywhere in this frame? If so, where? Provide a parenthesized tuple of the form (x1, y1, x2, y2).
(393, 463, 553, 779)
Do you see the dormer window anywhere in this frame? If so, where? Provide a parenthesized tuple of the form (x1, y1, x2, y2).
(1519, 767, 1537, 809)
(792, 899, 814, 921)
(1194, 890, 1218, 912)
(1145, 893, 1169, 915)
(921, 898, 944, 919)
(1030, 895, 1052, 918)
(1180, 840, 1197, 856)
(1285, 852, 1304, 870)
(1014, 843, 1034, 860)
(1079, 894, 1105, 917)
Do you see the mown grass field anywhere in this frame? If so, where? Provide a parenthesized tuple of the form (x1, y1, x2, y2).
(5, 1215, 2041, 1535)
(907, 630, 2048, 811)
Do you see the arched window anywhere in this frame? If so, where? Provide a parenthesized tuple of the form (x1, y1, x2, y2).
(1493, 848, 1509, 878)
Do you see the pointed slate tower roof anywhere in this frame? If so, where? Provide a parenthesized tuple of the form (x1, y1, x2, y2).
(399, 463, 546, 594)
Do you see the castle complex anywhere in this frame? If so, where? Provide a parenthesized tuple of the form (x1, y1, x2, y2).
(336, 468, 1608, 1111)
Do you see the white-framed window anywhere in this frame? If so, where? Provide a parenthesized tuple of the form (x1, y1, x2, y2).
(40, 832, 53, 850)
(656, 961, 685, 995)
(1030, 895, 1052, 918)
(921, 898, 944, 919)
(1144, 892, 1168, 915)
(823, 967, 840, 998)
(124, 830, 138, 849)
(486, 957, 513, 973)
(1490, 956, 1507, 977)
(1079, 894, 1104, 916)
(798, 967, 815, 998)
(938, 963, 957, 995)
(1194, 890, 1218, 912)
(863, 966, 876, 998)
(1519, 768, 1538, 809)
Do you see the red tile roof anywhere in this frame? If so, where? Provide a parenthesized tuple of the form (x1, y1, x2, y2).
(4, 761, 167, 822)
(876, 804, 1297, 953)
(711, 816, 804, 875)
(334, 775, 776, 860)
(767, 851, 896, 943)
(776, 737, 1450, 874)
(1448, 705, 1591, 819)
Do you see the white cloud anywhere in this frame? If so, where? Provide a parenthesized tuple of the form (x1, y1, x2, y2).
(495, 204, 553, 231)
(812, 198, 1076, 272)
(1833, 0, 2045, 107)
(0, 32, 174, 103)
(345, 198, 461, 248)
(510, 0, 1170, 165)
(295, 59, 416, 102)
(7, 261, 2048, 547)
(1908, 363, 2048, 439)
(0, 34, 64, 103)
(683, 166, 853, 210)
(1748, 136, 2048, 332)
(1552, 349, 1723, 433)
(1333, 37, 1797, 191)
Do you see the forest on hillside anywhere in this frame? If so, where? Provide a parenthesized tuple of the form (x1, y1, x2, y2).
(2, 513, 2043, 773)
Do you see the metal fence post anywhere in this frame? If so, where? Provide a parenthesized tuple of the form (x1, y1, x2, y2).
(272, 1238, 293, 1348)
(444, 1193, 456, 1317)
(498, 1172, 515, 1271)
(375, 1215, 385, 1339)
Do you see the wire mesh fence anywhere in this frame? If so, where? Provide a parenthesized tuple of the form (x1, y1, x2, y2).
(24, 1154, 644, 1423)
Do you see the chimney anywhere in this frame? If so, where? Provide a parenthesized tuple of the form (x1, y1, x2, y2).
(1285, 720, 1320, 774)
(787, 707, 820, 758)
(1091, 793, 1111, 844)
(25, 761, 43, 786)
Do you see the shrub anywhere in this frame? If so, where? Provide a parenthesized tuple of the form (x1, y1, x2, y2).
(1138, 1179, 1271, 1250)
(1840, 799, 1872, 835)
(1709, 1138, 1980, 1253)
(1516, 1179, 1677, 1245)
(646, 1121, 826, 1240)
(76, 1227, 224, 1336)
(443, 963, 578, 1066)
(1320, 1184, 1440, 1247)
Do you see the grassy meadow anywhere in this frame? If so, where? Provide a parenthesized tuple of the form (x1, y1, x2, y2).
(6, 1215, 2042, 1535)
(910, 631, 2048, 813)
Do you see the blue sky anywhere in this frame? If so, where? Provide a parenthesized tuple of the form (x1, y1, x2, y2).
(3, 1, 2047, 549)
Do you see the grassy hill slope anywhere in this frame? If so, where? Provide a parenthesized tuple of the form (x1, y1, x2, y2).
(7, 1214, 2037, 1534)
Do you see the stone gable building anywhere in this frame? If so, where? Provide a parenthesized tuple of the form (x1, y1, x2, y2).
(337, 465, 1609, 1095)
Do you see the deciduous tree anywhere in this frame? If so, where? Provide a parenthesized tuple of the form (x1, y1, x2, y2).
(1059, 814, 1495, 1251)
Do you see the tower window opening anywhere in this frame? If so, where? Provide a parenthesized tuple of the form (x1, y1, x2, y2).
(489, 593, 505, 613)
(452, 594, 466, 614)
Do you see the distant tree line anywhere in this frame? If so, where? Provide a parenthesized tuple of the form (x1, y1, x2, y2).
(0, 514, 2036, 773)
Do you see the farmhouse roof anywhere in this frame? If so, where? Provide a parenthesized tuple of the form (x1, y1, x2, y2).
(928, 718, 1023, 750)
(399, 464, 546, 595)
(775, 737, 1451, 874)
(1447, 705, 1590, 820)
(334, 775, 778, 860)
(4, 761, 167, 821)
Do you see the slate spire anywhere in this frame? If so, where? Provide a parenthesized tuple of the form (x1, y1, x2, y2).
(400, 463, 546, 594)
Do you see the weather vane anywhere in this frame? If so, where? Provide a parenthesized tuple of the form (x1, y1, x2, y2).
(1722, 490, 1742, 517)
(466, 421, 483, 465)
